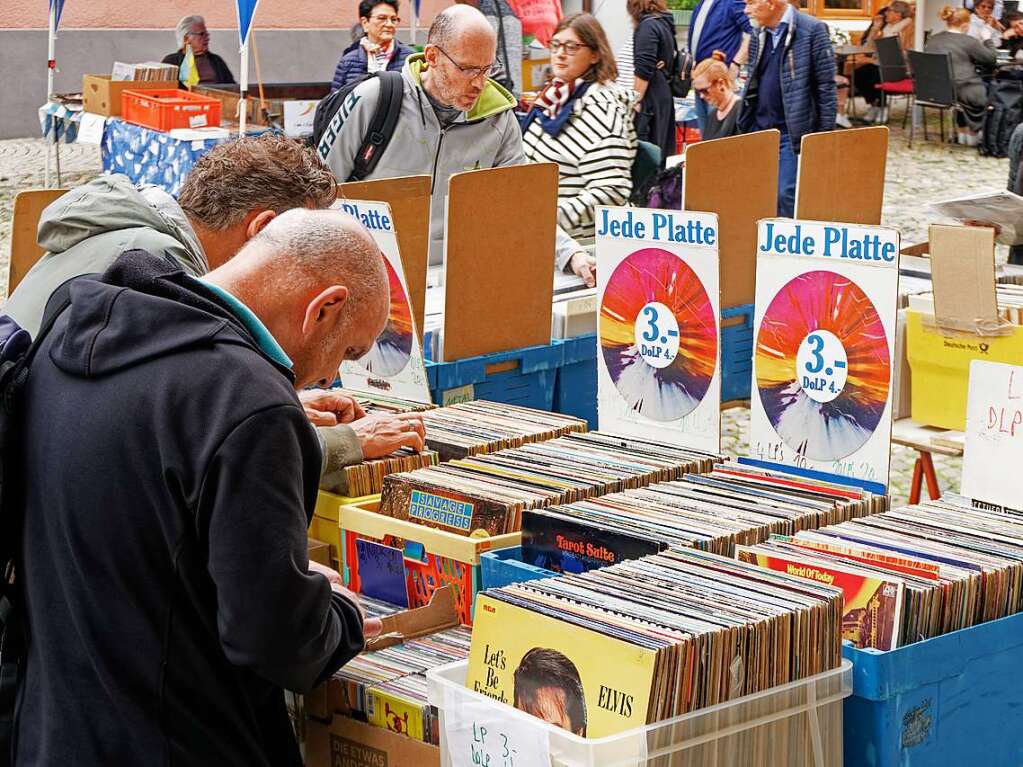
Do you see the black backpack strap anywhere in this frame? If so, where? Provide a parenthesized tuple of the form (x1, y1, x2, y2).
(349, 70, 404, 182)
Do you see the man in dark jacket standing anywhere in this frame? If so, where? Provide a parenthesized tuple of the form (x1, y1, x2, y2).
(14, 209, 388, 766)
(737, 0, 837, 217)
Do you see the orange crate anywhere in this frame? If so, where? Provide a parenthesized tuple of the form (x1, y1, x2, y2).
(121, 88, 222, 132)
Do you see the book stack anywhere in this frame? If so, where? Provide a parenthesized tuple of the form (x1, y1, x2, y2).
(738, 496, 1023, 650)
(377, 432, 720, 536)
(521, 461, 888, 572)
(465, 547, 843, 739)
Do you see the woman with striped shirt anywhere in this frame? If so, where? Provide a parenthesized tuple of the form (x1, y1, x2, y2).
(522, 12, 637, 285)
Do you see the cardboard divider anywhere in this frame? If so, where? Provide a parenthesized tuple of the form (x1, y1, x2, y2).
(441, 163, 558, 360)
(305, 712, 439, 766)
(684, 131, 779, 308)
(339, 175, 431, 339)
(9, 189, 68, 295)
(929, 224, 1005, 335)
(795, 127, 888, 225)
(366, 585, 460, 651)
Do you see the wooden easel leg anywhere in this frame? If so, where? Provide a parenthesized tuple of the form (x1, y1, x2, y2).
(921, 451, 941, 500)
(909, 457, 924, 505)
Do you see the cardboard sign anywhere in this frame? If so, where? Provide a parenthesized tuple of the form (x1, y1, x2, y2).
(441, 685, 552, 767)
(336, 199, 432, 404)
(961, 360, 1023, 511)
(76, 112, 106, 145)
(283, 99, 318, 138)
(595, 206, 721, 453)
(749, 219, 900, 492)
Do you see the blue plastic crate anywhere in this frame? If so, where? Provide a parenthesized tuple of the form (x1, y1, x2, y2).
(480, 546, 557, 590)
(425, 342, 563, 410)
(721, 303, 754, 403)
(843, 611, 1023, 766)
(553, 334, 598, 429)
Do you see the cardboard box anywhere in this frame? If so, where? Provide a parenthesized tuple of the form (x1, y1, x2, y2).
(308, 538, 331, 568)
(313, 491, 380, 568)
(906, 310, 1023, 430)
(82, 75, 164, 117)
(305, 713, 439, 767)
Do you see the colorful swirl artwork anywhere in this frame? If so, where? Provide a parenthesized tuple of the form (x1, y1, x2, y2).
(756, 270, 891, 461)
(600, 247, 717, 422)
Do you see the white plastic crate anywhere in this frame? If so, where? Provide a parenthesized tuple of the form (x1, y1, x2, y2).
(426, 659, 852, 767)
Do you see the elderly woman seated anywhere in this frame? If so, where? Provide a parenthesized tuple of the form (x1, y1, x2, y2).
(927, 5, 997, 145)
(162, 15, 235, 86)
(522, 12, 637, 280)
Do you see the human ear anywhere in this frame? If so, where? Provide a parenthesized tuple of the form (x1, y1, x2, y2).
(245, 209, 277, 239)
(302, 285, 350, 337)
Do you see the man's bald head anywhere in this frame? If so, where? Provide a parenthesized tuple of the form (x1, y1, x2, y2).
(208, 208, 390, 388)
(428, 4, 496, 47)
(422, 4, 498, 111)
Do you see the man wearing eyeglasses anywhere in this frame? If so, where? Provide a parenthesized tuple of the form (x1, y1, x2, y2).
(318, 4, 592, 284)
(163, 15, 236, 86)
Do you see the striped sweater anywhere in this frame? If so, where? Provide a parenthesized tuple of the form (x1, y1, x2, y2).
(522, 82, 638, 240)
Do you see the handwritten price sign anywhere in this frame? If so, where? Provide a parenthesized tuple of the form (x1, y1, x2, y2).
(962, 360, 1023, 511)
(443, 693, 551, 767)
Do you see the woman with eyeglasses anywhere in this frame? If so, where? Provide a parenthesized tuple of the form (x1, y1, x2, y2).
(629, 0, 679, 166)
(331, 0, 414, 91)
(162, 15, 235, 86)
(521, 13, 637, 282)
(690, 52, 740, 140)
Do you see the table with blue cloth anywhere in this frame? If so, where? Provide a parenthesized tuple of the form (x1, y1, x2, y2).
(39, 102, 265, 195)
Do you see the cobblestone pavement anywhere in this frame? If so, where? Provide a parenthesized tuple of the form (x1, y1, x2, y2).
(0, 124, 997, 506)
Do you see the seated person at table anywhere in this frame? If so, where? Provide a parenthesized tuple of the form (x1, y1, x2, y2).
(318, 5, 595, 286)
(691, 51, 740, 140)
(521, 13, 636, 263)
(332, 0, 415, 91)
(162, 14, 235, 86)
(852, 1, 914, 123)
(969, 0, 1004, 44)
(1000, 10, 1023, 58)
(927, 6, 997, 145)
(3, 135, 425, 488)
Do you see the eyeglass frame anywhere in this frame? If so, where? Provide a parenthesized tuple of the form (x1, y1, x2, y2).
(188, 30, 211, 39)
(432, 44, 496, 79)
(549, 40, 591, 55)
(367, 14, 401, 24)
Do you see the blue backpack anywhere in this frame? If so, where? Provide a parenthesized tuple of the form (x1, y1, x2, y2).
(0, 286, 71, 767)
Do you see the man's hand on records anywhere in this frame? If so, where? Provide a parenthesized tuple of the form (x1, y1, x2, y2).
(308, 561, 383, 638)
(352, 412, 426, 458)
(569, 251, 597, 288)
(298, 389, 366, 426)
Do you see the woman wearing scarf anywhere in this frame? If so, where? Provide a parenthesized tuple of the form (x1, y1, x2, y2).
(331, 0, 415, 91)
(522, 13, 637, 262)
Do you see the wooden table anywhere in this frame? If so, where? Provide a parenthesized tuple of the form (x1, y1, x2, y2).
(891, 418, 964, 503)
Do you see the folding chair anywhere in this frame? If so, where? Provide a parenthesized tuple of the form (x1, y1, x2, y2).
(906, 50, 959, 147)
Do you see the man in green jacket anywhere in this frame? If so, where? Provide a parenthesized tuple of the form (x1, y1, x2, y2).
(318, 4, 596, 285)
(4, 134, 425, 491)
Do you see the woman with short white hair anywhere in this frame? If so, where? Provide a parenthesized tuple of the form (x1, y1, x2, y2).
(162, 14, 236, 86)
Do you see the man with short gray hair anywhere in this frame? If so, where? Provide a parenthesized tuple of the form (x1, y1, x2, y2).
(5, 134, 426, 491)
(162, 13, 235, 86)
(14, 209, 390, 766)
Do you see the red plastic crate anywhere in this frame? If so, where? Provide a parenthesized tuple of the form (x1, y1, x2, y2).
(121, 88, 222, 132)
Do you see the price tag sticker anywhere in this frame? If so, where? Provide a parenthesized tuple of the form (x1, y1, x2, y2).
(796, 330, 848, 403)
(443, 689, 551, 767)
(634, 301, 680, 369)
